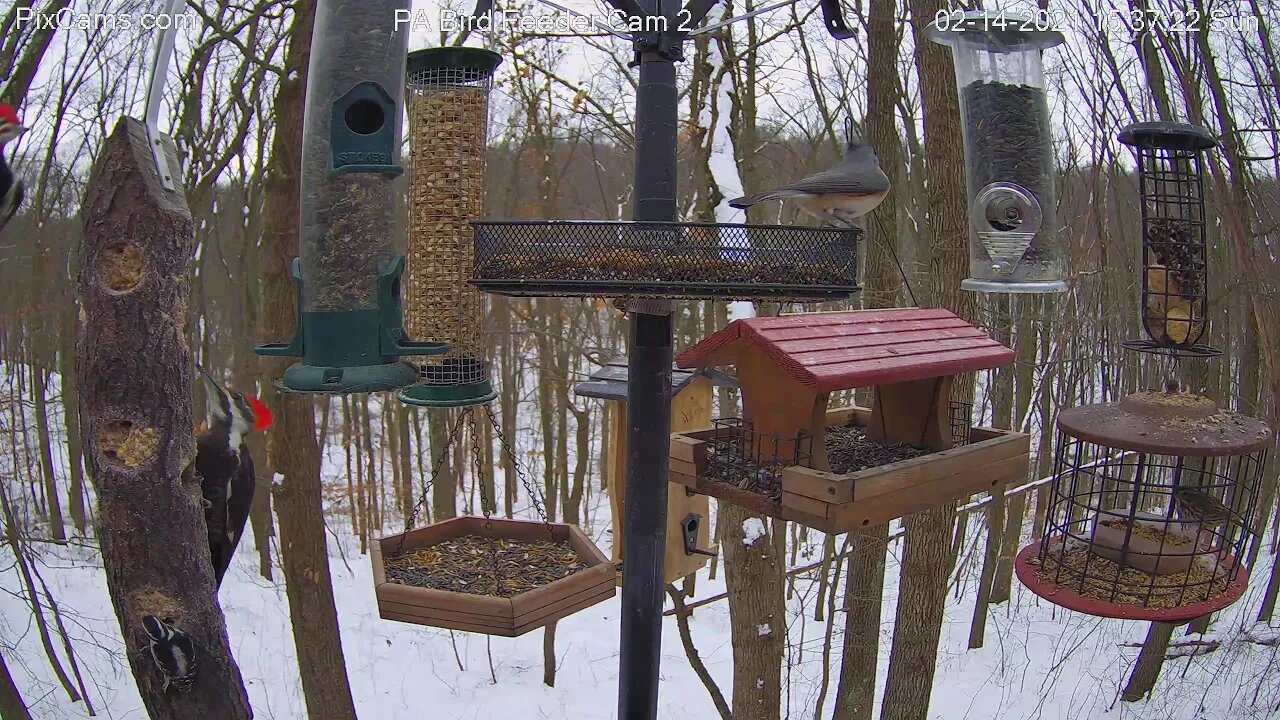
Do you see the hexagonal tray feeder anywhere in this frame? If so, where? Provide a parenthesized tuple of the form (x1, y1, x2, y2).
(472, 220, 860, 300)
(669, 309, 1031, 532)
(372, 517, 615, 637)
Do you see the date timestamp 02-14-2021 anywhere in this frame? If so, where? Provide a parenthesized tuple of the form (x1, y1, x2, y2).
(931, 8, 1259, 36)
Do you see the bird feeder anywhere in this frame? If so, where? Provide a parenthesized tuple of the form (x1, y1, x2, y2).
(398, 48, 503, 408)
(669, 309, 1030, 531)
(1118, 122, 1219, 357)
(574, 358, 736, 584)
(255, 0, 448, 393)
(1016, 390, 1271, 622)
(372, 517, 616, 637)
(928, 12, 1067, 293)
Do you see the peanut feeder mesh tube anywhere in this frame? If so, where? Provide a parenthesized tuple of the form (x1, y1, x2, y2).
(254, 0, 449, 393)
(399, 48, 502, 409)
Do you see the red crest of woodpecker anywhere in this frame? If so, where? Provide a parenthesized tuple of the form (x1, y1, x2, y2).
(0, 103, 26, 236)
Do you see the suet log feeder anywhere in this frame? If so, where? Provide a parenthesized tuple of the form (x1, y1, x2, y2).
(255, 0, 447, 392)
(669, 309, 1030, 532)
(574, 358, 736, 584)
(1118, 122, 1219, 357)
(1016, 390, 1271, 622)
(927, 12, 1068, 294)
(398, 47, 503, 408)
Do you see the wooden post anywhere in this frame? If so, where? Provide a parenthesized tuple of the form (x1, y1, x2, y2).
(77, 117, 253, 718)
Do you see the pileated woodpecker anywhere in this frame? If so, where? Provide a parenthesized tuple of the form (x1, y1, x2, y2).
(195, 365, 272, 588)
(0, 104, 26, 235)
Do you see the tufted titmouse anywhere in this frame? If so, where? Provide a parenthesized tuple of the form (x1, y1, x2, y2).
(729, 122, 889, 228)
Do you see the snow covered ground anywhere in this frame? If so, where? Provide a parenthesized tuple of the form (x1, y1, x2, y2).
(2, 387, 1278, 719)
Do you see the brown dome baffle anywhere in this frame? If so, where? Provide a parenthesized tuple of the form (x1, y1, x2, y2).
(1056, 391, 1272, 457)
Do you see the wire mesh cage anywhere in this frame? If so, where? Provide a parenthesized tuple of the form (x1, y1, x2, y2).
(1016, 390, 1272, 622)
(704, 418, 813, 504)
(398, 48, 503, 408)
(949, 399, 973, 446)
(1118, 122, 1220, 358)
(471, 220, 861, 301)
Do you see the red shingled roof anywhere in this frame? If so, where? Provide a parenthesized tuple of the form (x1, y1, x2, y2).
(676, 308, 1014, 393)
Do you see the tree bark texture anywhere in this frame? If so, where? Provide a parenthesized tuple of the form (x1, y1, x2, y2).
(1121, 622, 1175, 702)
(257, 2, 359, 718)
(721, 504, 785, 720)
(76, 117, 252, 719)
(0, 647, 32, 720)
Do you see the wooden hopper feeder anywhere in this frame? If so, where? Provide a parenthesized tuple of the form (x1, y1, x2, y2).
(574, 358, 736, 584)
(670, 309, 1030, 532)
(372, 517, 615, 637)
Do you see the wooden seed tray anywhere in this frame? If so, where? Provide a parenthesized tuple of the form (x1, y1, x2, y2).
(670, 406, 1030, 533)
(372, 516, 615, 637)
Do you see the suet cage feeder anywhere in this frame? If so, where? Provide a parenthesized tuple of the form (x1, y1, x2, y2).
(471, 220, 861, 301)
(928, 12, 1068, 294)
(255, 0, 448, 393)
(1016, 390, 1272, 622)
(1118, 122, 1220, 358)
(372, 516, 616, 637)
(398, 47, 503, 409)
(669, 309, 1030, 531)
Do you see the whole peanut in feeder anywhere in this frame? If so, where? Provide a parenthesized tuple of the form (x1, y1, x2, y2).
(928, 12, 1067, 293)
(255, 0, 448, 393)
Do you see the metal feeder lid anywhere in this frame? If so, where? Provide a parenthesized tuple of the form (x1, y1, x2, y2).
(1118, 121, 1218, 152)
(1057, 390, 1273, 457)
(926, 11, 1065, 51)
(407, 47, 503, 83)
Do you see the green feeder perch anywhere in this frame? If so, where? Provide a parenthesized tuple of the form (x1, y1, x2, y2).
(255, 0, 448, 393)
(397, 47, 503, 409)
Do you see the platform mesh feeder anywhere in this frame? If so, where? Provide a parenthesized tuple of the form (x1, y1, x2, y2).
(399, 48, 502, 408)
(1015, 390, 1271, 623)
(1119, 122, 1220, 359)
(703, 418, 812, 505)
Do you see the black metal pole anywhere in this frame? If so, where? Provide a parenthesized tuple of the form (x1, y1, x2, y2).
(618, 2, 677, 717)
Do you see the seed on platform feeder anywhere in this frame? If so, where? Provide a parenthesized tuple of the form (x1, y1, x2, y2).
(384, 535, 587, 598)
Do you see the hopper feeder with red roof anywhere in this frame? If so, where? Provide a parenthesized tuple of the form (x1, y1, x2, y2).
(668, 308, 1031, 532)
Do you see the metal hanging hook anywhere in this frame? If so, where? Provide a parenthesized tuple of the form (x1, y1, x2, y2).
(144, 0, 183, 192)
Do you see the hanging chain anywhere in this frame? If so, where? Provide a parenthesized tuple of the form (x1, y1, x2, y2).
(484, 402, 558, 540)
(466, 406, 504, 596)
(395, 407, 469, 557)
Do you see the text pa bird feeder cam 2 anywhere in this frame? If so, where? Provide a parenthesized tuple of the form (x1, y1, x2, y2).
(927, 11, 1068, 294)
(372, 517, 616, 637)
(668, 309, 1030, 532)
(1118, 121, 1220, 358)
(1016, 390, 1272, 623)
(254, 0, 449, 394)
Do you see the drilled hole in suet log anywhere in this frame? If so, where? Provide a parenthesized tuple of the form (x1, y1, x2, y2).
(128, 588, 185, 622)
(97, 420, 159, 468)
(100, 242, 145, 292)
(345, 99, 385, 135)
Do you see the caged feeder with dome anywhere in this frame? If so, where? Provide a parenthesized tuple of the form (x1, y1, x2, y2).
(1118, 121, 1220, 358)
(254, 0, 449, 393)
(1016, 390, 1272, 622)
(927, 11, 1068, 294)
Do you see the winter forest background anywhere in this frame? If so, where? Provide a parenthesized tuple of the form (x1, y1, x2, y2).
(2, 0, 1280, 718)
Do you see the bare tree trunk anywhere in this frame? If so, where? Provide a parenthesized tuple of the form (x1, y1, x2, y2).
(542, 621, 557, 687)
(32, 368, 64, 541)
(257, 2, 359, 717)
(721, 504, 785, 719)
(428, 409, 455, 520)
(0, 647, 32, 720)
(78, 117, 252, 718)
(1121, 622, 1175, 702)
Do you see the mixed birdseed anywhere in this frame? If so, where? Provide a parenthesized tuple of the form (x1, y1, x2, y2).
(1030, 542, 1229, 609)
(825, 425, 932, 474)
(384, 535, 587, 597)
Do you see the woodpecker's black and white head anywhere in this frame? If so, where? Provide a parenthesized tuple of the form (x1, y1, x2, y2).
(196, 364, 272, 450)
(141, 615, 197, 693)
(0, 105, 24, 146)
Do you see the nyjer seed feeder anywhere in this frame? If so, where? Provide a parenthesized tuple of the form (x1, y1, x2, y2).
(398, 47, 502, 409)
(928, 12, 1067, 293)
(1016, 389, 1272, 623)
(255, 0, 448, 394)
(1118, 121, 1219, 358)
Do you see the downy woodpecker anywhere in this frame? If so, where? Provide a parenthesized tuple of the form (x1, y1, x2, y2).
(195, 364, 272, 588)
(0, 104, 26, 235)
(141, 615, 197, 693)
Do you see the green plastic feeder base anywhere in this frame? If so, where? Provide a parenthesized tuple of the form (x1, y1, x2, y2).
(279, 360, 421, 394)
(398, 379, 497, 409)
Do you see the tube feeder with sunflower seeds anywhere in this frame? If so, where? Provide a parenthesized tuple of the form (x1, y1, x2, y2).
(1016, 387, 1272, 622)
(1118, 121, 1220, 358)
(398, 47, 502, 409)
(255, 0, 449, 393)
